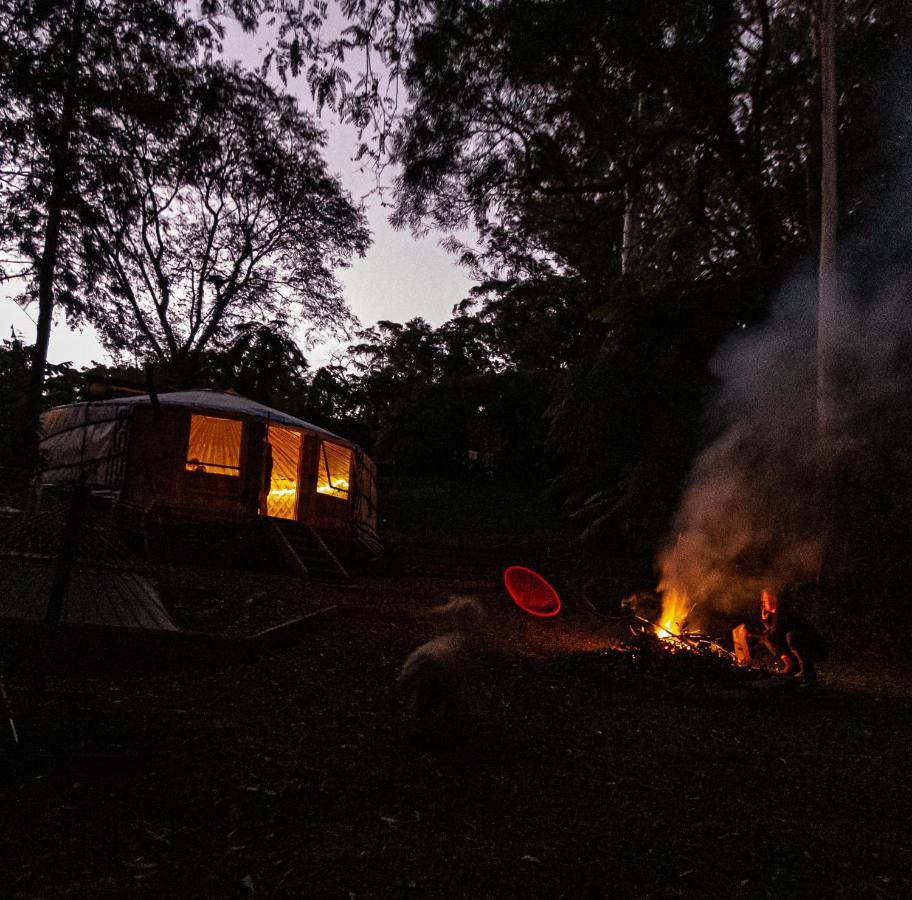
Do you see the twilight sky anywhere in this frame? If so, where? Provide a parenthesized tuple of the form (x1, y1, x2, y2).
(0, 20, 474, 369)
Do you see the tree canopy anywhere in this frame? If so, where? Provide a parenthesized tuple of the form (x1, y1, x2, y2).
(378, 0, 912, 547)
(81, 62, 368, 384)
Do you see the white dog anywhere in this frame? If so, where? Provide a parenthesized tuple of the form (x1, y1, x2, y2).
(396, 596, 486, 741)
(421, 594, 486, 635)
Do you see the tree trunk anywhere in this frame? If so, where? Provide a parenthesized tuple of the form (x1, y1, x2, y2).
(620, 184, 641, 276)
(814, 0, 842, 592)
(817, 0, 838, 437)
(22, 0, 88, 470)
(620, 94, 644, 276)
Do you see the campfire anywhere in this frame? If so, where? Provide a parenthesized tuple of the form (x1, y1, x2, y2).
(620, 587, 734, 661)
(655, 587, 691, 643)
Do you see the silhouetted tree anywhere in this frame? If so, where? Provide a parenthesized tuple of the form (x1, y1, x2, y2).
(0, 0, 395, 466)
(385, 0, 912, 543)
(0, 0, 209, 466)
(201, 321, 310, 407)
(79, 63, 368, 385)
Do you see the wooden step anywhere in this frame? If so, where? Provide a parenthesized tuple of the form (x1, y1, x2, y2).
(265, 520, 350, 582)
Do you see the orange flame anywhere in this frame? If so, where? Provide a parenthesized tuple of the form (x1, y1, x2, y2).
(656, 587, 692, 641)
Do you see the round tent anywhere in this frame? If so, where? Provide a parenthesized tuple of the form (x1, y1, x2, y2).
(38, 390, 380, 559)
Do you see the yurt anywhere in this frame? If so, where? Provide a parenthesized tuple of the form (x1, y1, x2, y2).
(38, 390, 380, 567)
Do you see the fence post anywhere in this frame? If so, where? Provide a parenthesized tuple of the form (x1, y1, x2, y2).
(23, 475, 90, 741)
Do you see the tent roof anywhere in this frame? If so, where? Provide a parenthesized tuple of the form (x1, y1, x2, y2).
(86, 389, 353, 446)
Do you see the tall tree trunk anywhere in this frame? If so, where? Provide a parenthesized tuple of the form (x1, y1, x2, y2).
(814, 0, 841, 591)
(620, 94, 644, 276)
(817, 0, 838, 437)
(620, 184, 641, 276)
(22, 0, 87, 469)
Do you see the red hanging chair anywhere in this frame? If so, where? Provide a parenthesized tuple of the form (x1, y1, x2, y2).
(503, 566, 562, 618)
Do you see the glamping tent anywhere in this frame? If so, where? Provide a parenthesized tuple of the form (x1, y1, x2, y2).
(38, 390, 380, 567)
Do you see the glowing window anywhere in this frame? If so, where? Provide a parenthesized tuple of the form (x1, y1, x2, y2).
(185, 415, 242, 476)
(316, 441, 351, 499)
(265, 425, 302, 519)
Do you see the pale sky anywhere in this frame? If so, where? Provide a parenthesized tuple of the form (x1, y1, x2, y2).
(0, 20, 474, 369)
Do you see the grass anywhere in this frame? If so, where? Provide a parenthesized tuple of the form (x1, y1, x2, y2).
(1, 476, 910, 899)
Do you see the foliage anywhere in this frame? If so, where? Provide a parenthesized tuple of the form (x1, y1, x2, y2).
(1, 0, 910, 562)
(195, 0, 431, 165)
(199, 321, 311, 408)
(79, 62, 369, 384)
(385, 0, 912, 547)
(0, 0, 381, 464)
(0, 0, 203, 301)
(344, 317, 502, 474)
(392, 0, 794, 278)
(0, 0, 217, 466)
(0, 333, 80, 469)
(381, 473, 572, 546)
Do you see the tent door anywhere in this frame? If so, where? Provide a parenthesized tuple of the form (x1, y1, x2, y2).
(262, 425, 303, 520)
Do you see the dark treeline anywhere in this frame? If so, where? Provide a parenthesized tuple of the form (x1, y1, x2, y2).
(2, 1, 911, 571)
(384, 0, 912, 554)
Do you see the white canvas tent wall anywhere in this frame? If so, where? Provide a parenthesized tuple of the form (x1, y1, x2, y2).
(40, 402, 133, 494)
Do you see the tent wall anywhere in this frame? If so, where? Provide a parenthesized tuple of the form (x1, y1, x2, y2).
(353, 450, 379, 535)
(40, 403, 132, 491)
(121, 407, 266, 519)
(120, 407, 186, 507)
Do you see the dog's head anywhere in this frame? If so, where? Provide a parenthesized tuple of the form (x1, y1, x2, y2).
(426, 594, 487, 636)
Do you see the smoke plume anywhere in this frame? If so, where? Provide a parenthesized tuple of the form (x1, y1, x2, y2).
(658, 49, 912, 624)
(658, 258, 912, 622)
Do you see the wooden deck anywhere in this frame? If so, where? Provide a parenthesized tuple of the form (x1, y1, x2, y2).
(0, 555, 177, 632)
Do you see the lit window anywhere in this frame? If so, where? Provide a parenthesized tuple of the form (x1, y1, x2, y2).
(185, 415, 242, 476)
(316, 441, 351, 499)
(265, 425, 302, 519)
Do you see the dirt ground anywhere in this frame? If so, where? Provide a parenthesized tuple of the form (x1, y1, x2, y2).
(2, 530, 911, 900)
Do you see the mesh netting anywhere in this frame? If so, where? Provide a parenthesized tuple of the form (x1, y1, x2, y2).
(0, 492, 176, 632)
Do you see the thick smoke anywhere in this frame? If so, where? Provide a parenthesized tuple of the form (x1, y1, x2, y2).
(659, 48, 912, 623)
(658, 257, 912, 622)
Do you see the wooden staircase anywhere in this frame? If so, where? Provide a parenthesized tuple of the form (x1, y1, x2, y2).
(266, 519, 350, 583)
(115, 505, 351, 582)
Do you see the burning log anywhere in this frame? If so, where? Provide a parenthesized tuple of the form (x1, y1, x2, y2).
(621, 590, 732, 659)
(611, 627, 752, 690)
(602, 584, 823, 691)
